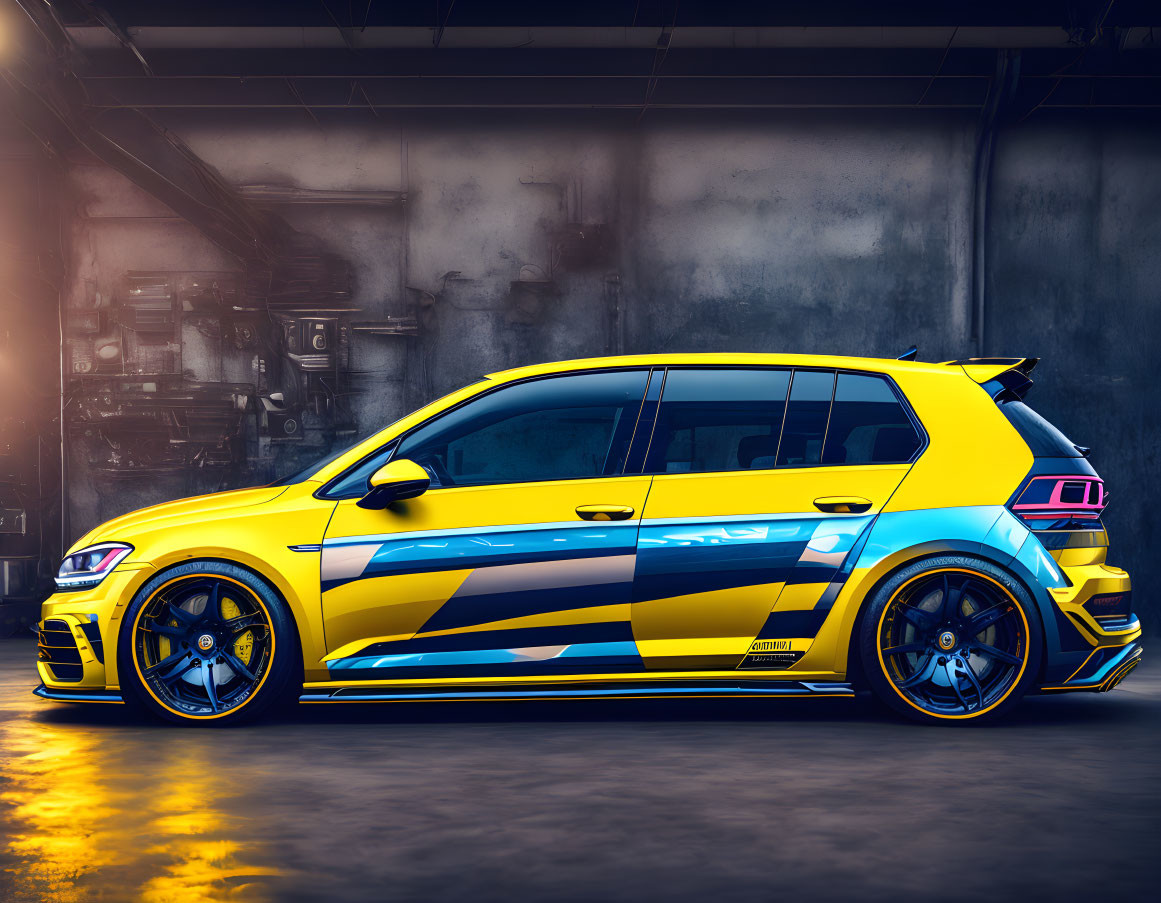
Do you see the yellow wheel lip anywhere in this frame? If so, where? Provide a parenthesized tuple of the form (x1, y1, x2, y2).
(131, 572, 276, 721)
(876, 567, 1030, 721)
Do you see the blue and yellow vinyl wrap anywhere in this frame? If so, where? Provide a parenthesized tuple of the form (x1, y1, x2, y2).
(34, 352, 1139, 707)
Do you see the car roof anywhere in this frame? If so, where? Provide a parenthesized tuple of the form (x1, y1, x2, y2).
(485, 352, 953, 383)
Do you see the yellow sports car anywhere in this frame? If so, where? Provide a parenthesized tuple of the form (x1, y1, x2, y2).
(35, 353, 1141, 724)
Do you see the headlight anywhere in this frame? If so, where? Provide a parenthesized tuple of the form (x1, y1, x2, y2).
(56, 543, 133, 589)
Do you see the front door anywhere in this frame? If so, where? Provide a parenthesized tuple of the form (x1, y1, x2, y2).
(631, 367, 922, 670)
(320, 368, 653, 681)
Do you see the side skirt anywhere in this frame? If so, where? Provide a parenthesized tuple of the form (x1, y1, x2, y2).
(300, 680, 855, 703)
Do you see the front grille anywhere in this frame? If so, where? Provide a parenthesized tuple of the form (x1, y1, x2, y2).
(38, 619, 83, 682)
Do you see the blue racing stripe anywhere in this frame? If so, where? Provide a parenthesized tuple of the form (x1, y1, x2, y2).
(634, 519, 821, 602)
(323, 522, 638, 591)
(418, 581, 632, 633)
(353, 621, 635, 657)
(330, 640, 640, 673)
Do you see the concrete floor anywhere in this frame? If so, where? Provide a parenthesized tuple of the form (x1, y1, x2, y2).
(0, 637, 1157, 903)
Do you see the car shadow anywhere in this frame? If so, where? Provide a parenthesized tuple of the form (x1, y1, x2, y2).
(22, 686, 1152, 730)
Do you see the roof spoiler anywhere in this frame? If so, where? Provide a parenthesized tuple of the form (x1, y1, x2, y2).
(943, 357, 1039, 402)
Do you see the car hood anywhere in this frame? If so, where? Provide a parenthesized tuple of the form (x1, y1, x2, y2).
(70, 485, 290, 552)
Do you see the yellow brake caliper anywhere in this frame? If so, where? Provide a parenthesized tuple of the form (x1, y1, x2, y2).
(220, 596, 255, 665)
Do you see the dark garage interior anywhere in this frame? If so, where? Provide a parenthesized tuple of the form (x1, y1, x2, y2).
(1, 2, 1159, 901)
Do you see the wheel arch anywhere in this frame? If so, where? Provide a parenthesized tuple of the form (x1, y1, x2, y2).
(115, 555, 307, 684)
(840, 539, 1051, 686)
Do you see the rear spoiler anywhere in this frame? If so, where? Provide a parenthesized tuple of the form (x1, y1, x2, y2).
(943, 357, 1039, 402)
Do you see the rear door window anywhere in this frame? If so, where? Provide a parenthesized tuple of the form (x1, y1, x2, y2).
(644, 369, 791, 473)
(822, 373, 922, 465)
(777, 370, 835, 466)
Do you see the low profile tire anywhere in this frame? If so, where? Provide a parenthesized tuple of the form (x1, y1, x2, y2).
(859, 555, 1043, 724)
(118, 561, 299, 725)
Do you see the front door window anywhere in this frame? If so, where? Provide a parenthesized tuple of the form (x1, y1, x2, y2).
(395, 369, 649, 486)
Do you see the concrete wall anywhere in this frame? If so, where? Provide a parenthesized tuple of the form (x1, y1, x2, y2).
(61, 111, 1160, 628)
(988, 121, 1161, 631)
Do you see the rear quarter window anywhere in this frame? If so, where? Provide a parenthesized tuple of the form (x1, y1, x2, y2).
(998, 400, 1083, 458)
(822, 373, 922, 465)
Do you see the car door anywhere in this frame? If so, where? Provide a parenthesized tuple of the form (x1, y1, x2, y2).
(631, 367, 922, 671)
(319, 368, 654, 681)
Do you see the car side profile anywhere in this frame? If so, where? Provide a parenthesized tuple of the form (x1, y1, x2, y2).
(36, 353, 1142, 724)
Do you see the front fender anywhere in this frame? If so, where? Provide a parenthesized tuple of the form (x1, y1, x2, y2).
(99, 484, 336, 682)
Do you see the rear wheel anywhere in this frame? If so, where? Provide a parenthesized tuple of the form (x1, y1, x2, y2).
(860, 556, 1042, 724)
(119, 561, 299, 725)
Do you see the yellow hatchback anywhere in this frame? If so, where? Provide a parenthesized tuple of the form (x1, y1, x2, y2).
(35, 353, 1141, 724)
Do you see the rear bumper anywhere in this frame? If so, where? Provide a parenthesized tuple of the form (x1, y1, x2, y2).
(1040, 642, 1143, 693)
(1040, 561, 1142, 692)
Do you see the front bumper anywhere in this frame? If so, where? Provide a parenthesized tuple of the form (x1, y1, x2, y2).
(34, 685, 124, 704)
(36, 563, 155, 693)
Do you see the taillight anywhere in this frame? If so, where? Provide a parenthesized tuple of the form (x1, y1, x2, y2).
(1011, 475, 1106, 526)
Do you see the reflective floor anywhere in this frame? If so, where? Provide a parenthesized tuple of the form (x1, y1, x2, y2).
(1, 638, 1158, 903)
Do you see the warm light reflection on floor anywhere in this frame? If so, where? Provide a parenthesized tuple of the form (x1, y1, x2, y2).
(0, 692, 281, 902)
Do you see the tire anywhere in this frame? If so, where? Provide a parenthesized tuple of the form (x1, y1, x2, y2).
(859, 555, 1043, 724)
(118, 560, 300, 725)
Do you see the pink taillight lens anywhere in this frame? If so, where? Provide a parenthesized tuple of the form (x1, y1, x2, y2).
(1011, 476, 1106, 523)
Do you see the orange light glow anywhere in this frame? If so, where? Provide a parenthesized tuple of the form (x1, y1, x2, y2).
(0, 692, 283, 901)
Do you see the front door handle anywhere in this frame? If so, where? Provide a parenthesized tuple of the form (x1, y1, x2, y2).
(814, 496, 873, 514)
(576, 505, 636, 521)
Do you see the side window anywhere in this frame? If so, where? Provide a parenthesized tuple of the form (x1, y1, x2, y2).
(777, 370, 835, 466)
(645, 369, 791, 473)
(322, 442, 398, 499)
(822, 373, 921, 465)
(394, 370, 649, 487)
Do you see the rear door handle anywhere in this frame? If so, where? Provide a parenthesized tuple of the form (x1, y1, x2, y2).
(576, 505, 636, 521)
(813, 496, 873, 514)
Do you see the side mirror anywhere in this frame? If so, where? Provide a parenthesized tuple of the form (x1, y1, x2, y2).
(357, 459, 431, 510)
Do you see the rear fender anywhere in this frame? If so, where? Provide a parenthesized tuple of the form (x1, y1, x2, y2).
(827, 506, 1063, 679)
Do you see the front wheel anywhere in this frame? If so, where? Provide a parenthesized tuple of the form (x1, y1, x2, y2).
(859, 556, 1043, 724)
(119, 561, 300, 725)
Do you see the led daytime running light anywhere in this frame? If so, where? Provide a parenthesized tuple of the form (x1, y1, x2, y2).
(56, 543, 133, 588)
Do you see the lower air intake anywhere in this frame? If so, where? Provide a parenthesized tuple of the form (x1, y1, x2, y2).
(38, 619, 83, 682)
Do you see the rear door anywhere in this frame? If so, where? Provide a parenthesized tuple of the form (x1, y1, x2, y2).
(631, 367, 922, 671)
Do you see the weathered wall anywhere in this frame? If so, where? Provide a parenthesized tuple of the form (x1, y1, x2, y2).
(60, 111, 1160, 627)
(988, 120, 1161, 629)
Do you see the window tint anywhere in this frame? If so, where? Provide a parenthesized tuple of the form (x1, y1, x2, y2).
(395, 370, 649, 487)
(999, 401, 1083, 458)
(645, 369, 791, 473)
(777, 370, 835, 466)
(322, 442, 399, 499)
(822, 373, 922, 465)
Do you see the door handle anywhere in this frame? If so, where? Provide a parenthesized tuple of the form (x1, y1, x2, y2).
(576, 505, 636, 521)
(813, 496, 873, 514)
